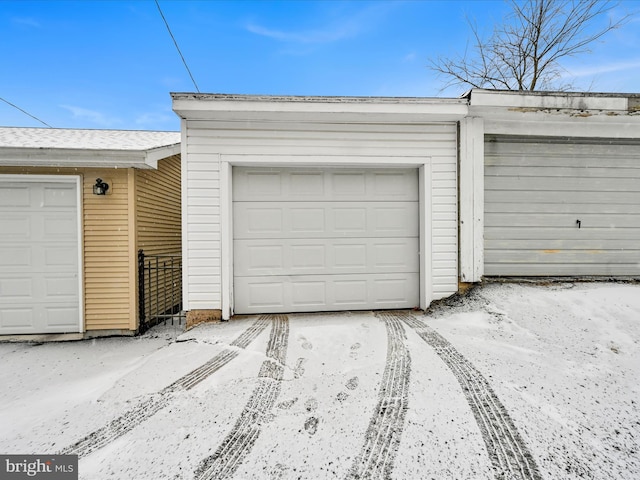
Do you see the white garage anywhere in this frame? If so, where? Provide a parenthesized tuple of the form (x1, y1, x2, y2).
(0, 176, 82, 335)
(467, 89, 640, 280)
(233, 167, 419, 313)
(173, 93, 467, 320)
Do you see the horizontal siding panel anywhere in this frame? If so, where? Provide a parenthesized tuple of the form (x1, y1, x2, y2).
(187, 206, 220, 216)
(487, 166, 640, 179)
(189, 120, 456, 133)
(485, 227, 640, 240)
(486, 176, 639, 192)
(487, 264, 640, 276)
(487, 239, 639, 249)
(485, 249, 639, 264)
(486, 202, 639, 214)
(187, 143, 449, 158)
(486, 213, 639, 228)
(486, 190, 639, 205)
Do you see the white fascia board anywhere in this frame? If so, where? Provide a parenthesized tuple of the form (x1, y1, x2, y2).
(144, 143, 181, 169)
(172, 95, 469, 123)
(470, 106, 640, 139)
(0, 148, 155, 169)
(470, 89, 630, 111)
(469, 89, 640, 138)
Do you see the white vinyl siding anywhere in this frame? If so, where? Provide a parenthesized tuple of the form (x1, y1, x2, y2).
(485, 136, 640, 276)
(182, 118, 459, 312)
(0, 177, 81, 334)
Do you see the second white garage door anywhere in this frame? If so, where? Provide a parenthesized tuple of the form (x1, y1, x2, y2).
(0, 177, 81, 334)
(233, 168, 419, 314)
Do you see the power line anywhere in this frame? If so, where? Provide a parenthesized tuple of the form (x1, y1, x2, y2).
(155, 0, 200, 93)
(0, 96, 53, 128)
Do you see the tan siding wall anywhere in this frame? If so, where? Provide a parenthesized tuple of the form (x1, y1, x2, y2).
(135, 155, 181, 254)
(0, 166, 133, 331)
(135, 155, 182, 319)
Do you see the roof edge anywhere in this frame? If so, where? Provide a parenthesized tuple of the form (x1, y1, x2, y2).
(170, 92, 467, 105)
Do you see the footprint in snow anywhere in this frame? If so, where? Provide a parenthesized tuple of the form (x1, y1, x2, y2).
(304, 416, 319, 435)
(305, 398, 318, 412)
(346, 376, 359, 390)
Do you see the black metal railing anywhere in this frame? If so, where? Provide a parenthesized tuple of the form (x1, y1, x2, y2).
(138, 249, 184, 333)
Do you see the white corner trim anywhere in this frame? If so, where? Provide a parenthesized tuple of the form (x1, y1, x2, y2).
(459, 117, 485, 283)
(419, 163, 433, 309)
(220, 158, 232, 320)
(180, 121, 190, 312)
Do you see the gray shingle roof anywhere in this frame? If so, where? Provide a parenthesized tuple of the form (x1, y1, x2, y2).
(0, 127, 180, 151)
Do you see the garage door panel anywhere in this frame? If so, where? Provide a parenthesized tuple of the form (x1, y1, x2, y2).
(1, 216, 30, 238)
(45, 275, 79, 298)
(0, 185, 30, 206)
(43, 185, 76, 207)
(235, 238, 419, 276)
(234, 169, 418, 202)
(0, 247, 31, 267)
(235, 202, 419, 239)
(44, 215, 78, 238)
(0, 278, 33, 298)
(0, 308, 33, 329)
(46, 307, 80, 328)
(45, 247, 79, 268)
(235, 273, 419, 313)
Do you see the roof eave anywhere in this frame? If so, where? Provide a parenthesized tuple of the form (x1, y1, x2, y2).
(0, 147, 153, 169)
(171, 93, 469, 123)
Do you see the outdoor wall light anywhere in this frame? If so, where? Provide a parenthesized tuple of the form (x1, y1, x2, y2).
(93, 178, 109, 195)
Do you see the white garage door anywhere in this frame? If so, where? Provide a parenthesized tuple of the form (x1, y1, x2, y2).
(0, 178, 81, 334)
(233, 168, 420, 314)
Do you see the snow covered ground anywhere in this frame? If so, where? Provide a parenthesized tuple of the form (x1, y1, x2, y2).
(0, 282, 638, 479)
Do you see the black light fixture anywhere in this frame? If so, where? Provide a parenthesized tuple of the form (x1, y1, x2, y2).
(93, 178, 109, 195)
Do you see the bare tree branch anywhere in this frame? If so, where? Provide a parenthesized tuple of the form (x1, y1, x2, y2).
(429, 0, 633, 92)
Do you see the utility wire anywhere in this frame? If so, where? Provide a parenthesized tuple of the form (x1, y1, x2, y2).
(0, 96, 53, 128)
(155, 0, 200, 93)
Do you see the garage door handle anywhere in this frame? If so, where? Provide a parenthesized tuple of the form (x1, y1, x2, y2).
(576, 219, 581, 229)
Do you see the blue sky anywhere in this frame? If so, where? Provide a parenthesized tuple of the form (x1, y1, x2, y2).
(1, 0, 638, 131)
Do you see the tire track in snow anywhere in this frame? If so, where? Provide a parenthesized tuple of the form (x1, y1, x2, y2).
(60, 316, 271, 458)
(346, 312, 411, 480)
(398, 312, 543, 480)
(194, 314, 289, 480)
